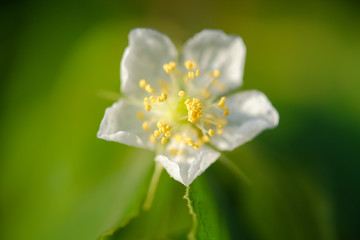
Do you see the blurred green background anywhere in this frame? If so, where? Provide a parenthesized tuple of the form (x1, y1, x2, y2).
(1, 0, 360, 239)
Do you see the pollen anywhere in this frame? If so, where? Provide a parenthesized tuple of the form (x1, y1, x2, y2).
(165, 131, 171, 138)
(213, 70, 221, 77)
(161, 137, 167, 144)
(218, 97, 226, 108)
(196, 69, 200, 77)
(137, 111, 144, 119)
(202, 135, 210, 142)
(145, 84, 155, 94)
(185, 98, 203, 123)
(163, 61, 176, 74)
(139, 79, 147, 88)
(184, 60, 197, 70)
(188, 72, 195, 79)
(161, 92, 167, 100)
(223, 106, 229, 116)
(217, 129, 224, 135)
(154, 130, 160, 137)
(149, 135, 156, 143)
(208, 129, 215, 136)
(142, 121, 150, 130)
(149, 96, 156, 103)
(178, 90, 186, 97)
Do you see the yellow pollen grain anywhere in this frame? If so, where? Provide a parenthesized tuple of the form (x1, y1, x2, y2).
(195, 69, 200, 77)
(213, 70, 221, 77)
(193, 144, 199, 149)
(161, 92, 167, 100)
(185, 60, 197, 70)
(188, 72, 195, 79)
(208, 129, 215, 137)
(149, 135, 156, 143)
(218, 97, 227, 108)
(169, 61, 176, 68)
(217, 129, 224, 135)
(142, 121, 150, 131)
(185, 138, 193, 145)
(145, 104, 151, 111)
(157, 121, 163, 128)
(218, 124, 223, 129)
(154, 130, 160, 137)
(223, 106, 229, 116)
(137, 111, 144, 119)
(145, 84, 154, 94)
(139, 79, 146, 88)
(175, 134, 182, 142)
(165, 131, 171, 138)
(144, 97, 149, 103)
(177, 149, 183, 156)
(161, 137, 167, 144)
(202, 135, 210, 142)
(169, 148, 177, 155)
(149, 96, 156, 103)
(178, 90, 185, 97)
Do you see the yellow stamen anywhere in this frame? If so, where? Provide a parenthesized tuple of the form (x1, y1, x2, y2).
(145, 84, 155, 94)
(185, 138, 194, 146)
(154, 130, 160, 137)
(195, 69, 200, 77)
(169, 61, 176, 68)
(169, 148, 177, 155)
(185, 98, 203, 123)
(139, 79, 147, 88)
(213, 70, 221, 77)
(145, 104, 151, 111)
(223, 106, 229, 116)
(161, 137, 167, 144)
(161, 92, 167, 100)
(202, 135, 210, 142)
(165, 131, 171, 138)
(188, 72, 195, 79)
(218, 97, 226, 108)
(149, 135, 156, 143)
(208, 129, 215, 136)
(184, 60, 197, 70)
(177, 149, 183, 156)
(218, 124, 223, 129)
(217, 129, 224, 135)
(137, 111, 144, 119)
(142, 121, 150, 131)
(178, 90, 186, 97)
(149, 96, 156, 103)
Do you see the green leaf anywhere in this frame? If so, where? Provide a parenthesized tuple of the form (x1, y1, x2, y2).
(185, 177, 230, 240)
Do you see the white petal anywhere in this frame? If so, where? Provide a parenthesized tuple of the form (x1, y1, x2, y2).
(121, 28, 178, 98)
(211, 90, 279, 151)
(181, 29, 246, 96)
(155, 145, 220, 186)
(97, 99, 154, 149)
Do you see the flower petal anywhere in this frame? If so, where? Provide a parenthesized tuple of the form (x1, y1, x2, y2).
(121, 28, 178, 98)
(211, 90, 279, 151)
(181, 29, 246, 96)
(97, 99, 154, 149)
(155, 145, 220, 186)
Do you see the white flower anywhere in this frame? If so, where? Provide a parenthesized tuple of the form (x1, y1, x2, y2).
(97, 28, 279, 186)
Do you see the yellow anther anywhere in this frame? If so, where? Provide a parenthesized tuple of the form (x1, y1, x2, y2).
(145, 84, 155, 94)
(157, 121, 163, 129)
(142, 121, 150, 131)
(193, 144, 199, 149)
(169, 61, 176, 68)
(202, 135, 210, 142)
(185, 138, 194, 146)
(188, 71, 195, 79)
(169, 148, 177, 155)
(208, 129, 215, 137)
(177, 149, 183, 156)
(144, 97, 149, 103)
(184, 60, 197, 70)
(161, 137, 167, 144)
(217, 129, 224, 135)
(223, 106, 229, 116)
(218, 97, 227, 108)
(149, 135, 156, 143)
(217, 124, 223, 129)
(196, 69, 200, 77)
(178, 90, 186, 97)
(154, 130, 160, 137)
(213, 70, 221, 77)
(139, 79, 147, 88)
(185, 98, 203, 123)
(165, 131, 171, 138)
(149, 96, 156, 103)
(137, 111, 144, 119)
(201, 89, 210, 99)
(145, 104, 151, 111)
(161, 92, 167, 100)
(175, 134, 182, 142)
(164, 124, 171, 131)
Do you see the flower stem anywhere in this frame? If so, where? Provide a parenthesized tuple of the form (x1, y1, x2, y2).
(219, 154, 251, 185)
(184, 186, 198, 240)
(143, 162, 163, 211)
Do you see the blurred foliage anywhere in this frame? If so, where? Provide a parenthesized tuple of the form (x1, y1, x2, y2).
(1, 0, 360, 239)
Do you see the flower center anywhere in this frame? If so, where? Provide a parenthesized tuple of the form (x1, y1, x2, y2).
(136, 60, 230, 153)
